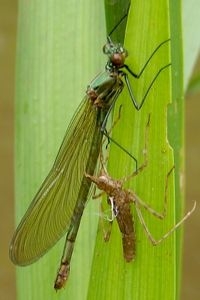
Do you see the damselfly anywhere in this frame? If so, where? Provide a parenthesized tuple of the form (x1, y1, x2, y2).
(10, 14, 171, 290)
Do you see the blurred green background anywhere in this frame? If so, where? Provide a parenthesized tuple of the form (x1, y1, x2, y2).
(0, 1, 199, 299)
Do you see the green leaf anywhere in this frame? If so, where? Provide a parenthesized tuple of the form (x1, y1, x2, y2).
(15, 1, 105, 299)
(14, 0, 184, 299)
(186, 72, 200, 95)
(104, 0, 130, 44)
(87, 1, 182, 299)
(182, 0, 200, 91)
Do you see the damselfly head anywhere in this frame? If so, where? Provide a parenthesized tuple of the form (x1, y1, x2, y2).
(103, 38, 128, 68)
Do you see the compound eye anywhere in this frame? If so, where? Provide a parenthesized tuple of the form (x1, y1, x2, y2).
(111, 51, 128, 67)
(103, 43, 113, 55)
